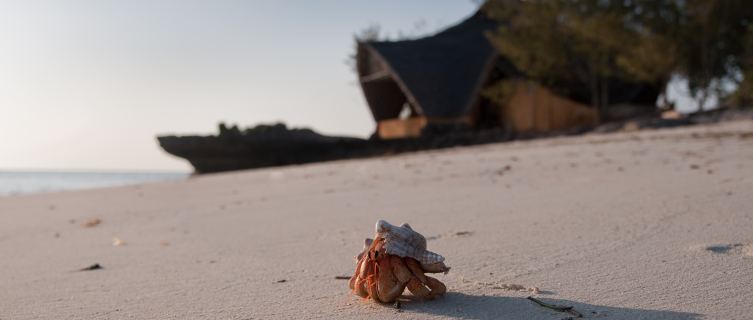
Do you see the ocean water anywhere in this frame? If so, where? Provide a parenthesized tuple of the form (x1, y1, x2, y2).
(0, 171, 190, 196)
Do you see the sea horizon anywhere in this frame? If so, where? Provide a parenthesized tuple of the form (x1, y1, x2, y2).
(0, 170, 191, 197)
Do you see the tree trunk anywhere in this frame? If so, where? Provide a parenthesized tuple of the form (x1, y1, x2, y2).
(660, 75, 672, 110)
(697, 87, 708, 112)
(600, 76, 609, 121)
(590, 72, 601, 124)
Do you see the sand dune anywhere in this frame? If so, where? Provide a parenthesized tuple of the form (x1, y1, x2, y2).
(1, 120, 752, 319)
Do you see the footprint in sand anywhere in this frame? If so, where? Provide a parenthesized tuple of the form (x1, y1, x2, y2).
(426, 231, 474, 241)
(705, 244, 753, 258)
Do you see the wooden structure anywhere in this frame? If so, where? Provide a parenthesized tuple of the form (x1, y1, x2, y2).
(357, 11, 658, 139)
(500, 81, 596, 132)
(377, 117, 428, 139)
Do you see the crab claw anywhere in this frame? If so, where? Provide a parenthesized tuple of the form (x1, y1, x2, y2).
(406, 275, 446, 300)
(420, 261, 451, 274)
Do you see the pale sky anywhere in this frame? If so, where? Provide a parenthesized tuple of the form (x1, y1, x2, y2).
(0, 1, 479, 172)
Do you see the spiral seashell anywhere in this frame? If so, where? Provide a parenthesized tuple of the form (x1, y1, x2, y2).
(374, 220, 445, 264)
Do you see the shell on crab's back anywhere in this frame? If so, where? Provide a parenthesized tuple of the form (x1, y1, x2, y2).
(375, 220, 444, 264)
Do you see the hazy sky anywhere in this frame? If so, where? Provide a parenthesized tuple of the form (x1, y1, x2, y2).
(1, 1, 478, 172)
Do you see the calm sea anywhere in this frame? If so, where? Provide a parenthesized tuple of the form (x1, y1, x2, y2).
(0, 171, 190, 196)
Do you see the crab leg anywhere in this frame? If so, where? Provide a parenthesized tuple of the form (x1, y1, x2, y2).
(359, 255, 372, 279)
(348, 257, 364, 290)
(419, 261, 451, 274)
(406, 276, 432, 299)
(375, 253, 405, 302)
(365, 261, 378, 302)
(405, 275, 446, 300)
(390, 255, 412, 284)
(353, 256, 373, 298)
(405, 257, 428, 284)
(424, 276, 447, 298)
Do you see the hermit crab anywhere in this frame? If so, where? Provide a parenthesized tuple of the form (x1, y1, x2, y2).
(347, 220, 450, 304)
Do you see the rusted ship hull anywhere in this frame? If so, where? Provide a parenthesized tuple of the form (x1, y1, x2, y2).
(157, 129, 516, 174)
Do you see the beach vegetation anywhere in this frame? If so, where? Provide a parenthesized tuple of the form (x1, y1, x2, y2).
(481, 0, 753, 114)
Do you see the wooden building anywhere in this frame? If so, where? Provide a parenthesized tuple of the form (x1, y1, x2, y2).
(356, 11, 658, 139)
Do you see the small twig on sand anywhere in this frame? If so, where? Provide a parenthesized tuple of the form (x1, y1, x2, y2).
(334, 276, 351, 280)
(79, 263, 103, 271)
(527, 296, 583, 318)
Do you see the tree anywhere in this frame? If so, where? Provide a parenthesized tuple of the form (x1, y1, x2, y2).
(615, 0, 684, 110)
(483, 0, 753, 115)
(483, 0, 639, 122)
(726, 26, 753, 107)
(679, 0, 753, 111)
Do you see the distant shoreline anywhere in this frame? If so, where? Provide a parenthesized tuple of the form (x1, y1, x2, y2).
(0, 171, 189, 197)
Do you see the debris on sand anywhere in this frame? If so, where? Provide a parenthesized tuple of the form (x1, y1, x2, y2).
(493, 283, 540, 293)
(79, 264, 103, 271)
(83, 219, 102, 228)
(527, 296, 582, 318)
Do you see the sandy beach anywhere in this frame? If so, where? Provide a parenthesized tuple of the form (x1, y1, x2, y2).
(1, 120, 752, 319)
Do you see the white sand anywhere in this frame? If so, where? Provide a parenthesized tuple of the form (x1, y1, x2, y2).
(1, 120, 752, 319)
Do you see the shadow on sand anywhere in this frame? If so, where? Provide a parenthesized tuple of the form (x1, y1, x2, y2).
(388, 292, 702, 319)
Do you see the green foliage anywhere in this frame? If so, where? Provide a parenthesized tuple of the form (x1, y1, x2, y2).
(726, 26, 753, 108)
(614, 0, 684, 108)
(483, 0, 639, 120)
(679, 0, 753, 110)
(483, 0, 573, 85)
(482, 0, 753, 113)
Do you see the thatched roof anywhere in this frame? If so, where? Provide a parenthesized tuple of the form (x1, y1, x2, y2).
(357, 11, 498, 121)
